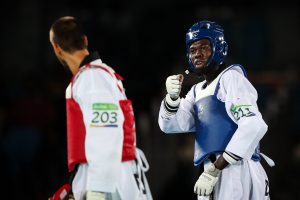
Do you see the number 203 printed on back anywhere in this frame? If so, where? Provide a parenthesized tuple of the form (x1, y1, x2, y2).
(90, 103, 119, 128)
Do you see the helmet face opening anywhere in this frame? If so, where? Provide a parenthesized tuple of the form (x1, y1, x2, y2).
(186, 20, 228, 75)
(188, 38, 213, 72)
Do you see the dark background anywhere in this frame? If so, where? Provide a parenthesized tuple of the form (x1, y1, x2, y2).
(0, 1, 299, 199)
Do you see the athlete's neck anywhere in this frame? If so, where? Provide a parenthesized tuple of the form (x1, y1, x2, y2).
(66, 49, 90, 75)
(204, 64, 226, 85)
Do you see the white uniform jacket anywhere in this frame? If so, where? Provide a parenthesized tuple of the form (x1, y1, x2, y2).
(158, 65, 268, 160)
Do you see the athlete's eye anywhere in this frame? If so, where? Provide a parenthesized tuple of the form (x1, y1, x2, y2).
(201, 45, 210, 51)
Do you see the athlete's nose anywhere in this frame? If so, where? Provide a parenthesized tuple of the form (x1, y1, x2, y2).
(194, 48, 203, 59)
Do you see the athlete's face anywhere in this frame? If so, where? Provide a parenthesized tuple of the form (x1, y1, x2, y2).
(189, 39, 212, 69)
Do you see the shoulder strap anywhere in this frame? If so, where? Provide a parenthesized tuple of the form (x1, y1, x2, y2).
(85, 63, 124, 81)
(70, 63, 124, 99)
(87, 64, 124, 93)
(213, 64, 247, 97)
(193, 84, 197, 98)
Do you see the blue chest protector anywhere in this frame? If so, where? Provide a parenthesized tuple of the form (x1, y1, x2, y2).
(193, 65, 260, 166)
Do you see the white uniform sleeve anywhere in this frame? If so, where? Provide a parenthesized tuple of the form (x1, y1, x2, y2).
(158, 86, 196, 133)
(220, 70, 268, 159)
(73, 68, 124, 192)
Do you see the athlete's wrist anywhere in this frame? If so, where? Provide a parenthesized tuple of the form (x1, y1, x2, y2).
(206, 163, 220, 177)
(165, 94, 180, 108)
(213, 155, 229, 170)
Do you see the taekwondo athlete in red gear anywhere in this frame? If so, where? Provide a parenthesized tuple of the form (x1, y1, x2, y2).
(158, 20, 274, 200)
(49, 16, 152, 200)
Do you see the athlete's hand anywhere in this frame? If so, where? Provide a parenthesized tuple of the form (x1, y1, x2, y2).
(86, 191, 106, 200)
(166, 74, 184, 100)
(194, 163, 220, 196)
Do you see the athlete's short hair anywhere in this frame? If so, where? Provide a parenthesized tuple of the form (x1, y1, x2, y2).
(50, 16, 87, 53)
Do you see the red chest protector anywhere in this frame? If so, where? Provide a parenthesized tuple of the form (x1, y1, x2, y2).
(66, 64, 136, 172)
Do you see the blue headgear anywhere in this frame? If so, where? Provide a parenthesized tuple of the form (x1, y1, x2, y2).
(186, 20, 228, 74)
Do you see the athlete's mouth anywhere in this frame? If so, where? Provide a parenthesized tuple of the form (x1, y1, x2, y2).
(195, 61, 203, 65)
(195, 60, 205, 66)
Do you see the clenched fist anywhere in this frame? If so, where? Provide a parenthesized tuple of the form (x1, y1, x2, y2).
(165, 74, 184, 100)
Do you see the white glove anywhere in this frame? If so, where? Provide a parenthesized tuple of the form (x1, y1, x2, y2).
(86, 191, 106, 200)
(194, 163, 220, 196)
(166, 74, 184, 100)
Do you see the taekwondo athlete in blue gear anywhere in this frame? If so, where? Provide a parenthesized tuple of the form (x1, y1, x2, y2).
(158, 20, 274, 200)
(186, 21, 228, 76)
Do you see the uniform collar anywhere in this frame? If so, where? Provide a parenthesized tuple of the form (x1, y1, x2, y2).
(79, 51, 101, 68)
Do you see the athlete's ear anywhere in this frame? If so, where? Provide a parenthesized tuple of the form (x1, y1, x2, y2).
(49, 30, 62, 54)
(52, 42, 63, 55)
(84, 35, 88, 47)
